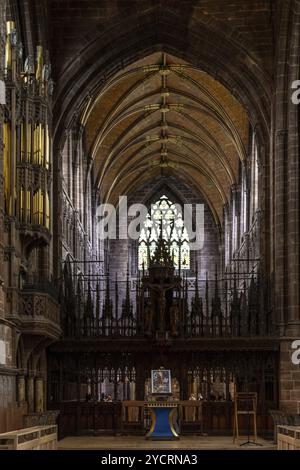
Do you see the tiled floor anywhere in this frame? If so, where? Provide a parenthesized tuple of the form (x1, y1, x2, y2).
(58, 435, 275, 450)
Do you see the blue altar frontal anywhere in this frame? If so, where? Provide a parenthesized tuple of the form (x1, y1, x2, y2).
(146, 402, 180, 440)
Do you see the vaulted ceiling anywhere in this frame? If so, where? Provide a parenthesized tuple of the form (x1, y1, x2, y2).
(82, 52, 249, 222)
(38, 0, 274, 223)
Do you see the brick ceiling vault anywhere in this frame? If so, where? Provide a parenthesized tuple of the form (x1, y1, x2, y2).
(81, 52, 249, 221)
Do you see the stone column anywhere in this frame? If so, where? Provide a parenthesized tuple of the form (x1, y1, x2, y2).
(35, 377, 44, 413)
(279, 341, 300, 413)
(17, 374, 25, 403)
(0, 1, 6, 322)
(273, 1, 300, 413)
(26, 375, 34, 412)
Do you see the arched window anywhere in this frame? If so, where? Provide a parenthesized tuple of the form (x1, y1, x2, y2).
(138, 195, 190, 270)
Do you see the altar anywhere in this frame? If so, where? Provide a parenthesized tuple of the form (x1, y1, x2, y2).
(146, 401, 179, 440)
(144, 368, 180, 440)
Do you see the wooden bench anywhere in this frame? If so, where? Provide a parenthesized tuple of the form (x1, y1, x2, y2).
(0, 425, 58, 450)
(277, 425, 300, 450)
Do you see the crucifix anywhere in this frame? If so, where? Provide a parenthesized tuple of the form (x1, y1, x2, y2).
(148, 278, 175, 332)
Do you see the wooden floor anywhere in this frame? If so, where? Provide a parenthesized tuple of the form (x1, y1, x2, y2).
(58, 435, 275, 450)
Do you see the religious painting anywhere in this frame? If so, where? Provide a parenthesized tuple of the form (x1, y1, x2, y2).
(151, 369, 172, 395)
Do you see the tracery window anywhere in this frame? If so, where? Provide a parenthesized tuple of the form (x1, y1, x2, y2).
(138, 195, 190, 270)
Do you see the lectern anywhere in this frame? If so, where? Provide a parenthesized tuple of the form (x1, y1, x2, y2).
(233, 392, 258, 444)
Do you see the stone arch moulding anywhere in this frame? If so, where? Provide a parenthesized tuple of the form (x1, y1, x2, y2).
(130, 180, 192, 211)
(117, 167, 223, 229)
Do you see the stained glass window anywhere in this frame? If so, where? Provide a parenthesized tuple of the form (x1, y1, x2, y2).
(138, 195, 190, 270)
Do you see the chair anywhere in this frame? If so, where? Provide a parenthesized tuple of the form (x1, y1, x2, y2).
(180, 400, 203, 435)
(121, 401, 145, 434)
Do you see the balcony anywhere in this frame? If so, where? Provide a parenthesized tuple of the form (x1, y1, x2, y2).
(18, 281, 61, 340)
